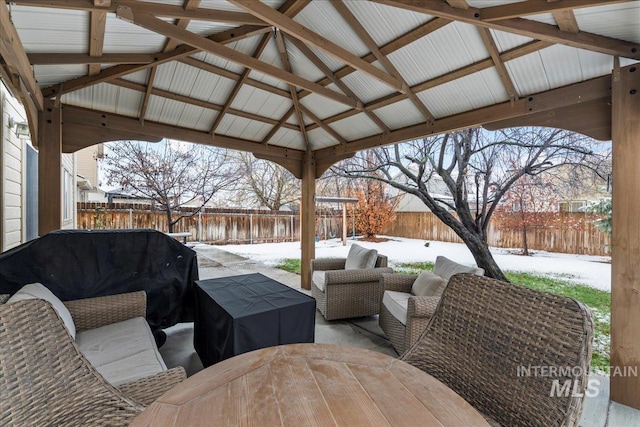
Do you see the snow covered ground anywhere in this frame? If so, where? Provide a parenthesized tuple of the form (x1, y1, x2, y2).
(216, 236, 611, 292)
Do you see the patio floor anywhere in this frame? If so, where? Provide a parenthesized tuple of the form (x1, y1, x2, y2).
(158, 244, 636, 427)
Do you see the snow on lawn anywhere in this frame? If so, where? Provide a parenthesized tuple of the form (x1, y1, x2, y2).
(216, 236, 611, 292)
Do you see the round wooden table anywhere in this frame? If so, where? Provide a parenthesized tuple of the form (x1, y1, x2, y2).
(132, 344, 490, 426)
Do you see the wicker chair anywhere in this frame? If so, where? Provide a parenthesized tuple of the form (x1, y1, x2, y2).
(311, 255, 393, 320)
(0, 298, 185, 426)
(402, 273, 594, 427)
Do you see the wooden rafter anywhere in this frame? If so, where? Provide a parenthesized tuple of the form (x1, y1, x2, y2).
(286, 36, 389, 133)
(11, 0, 269, 25)
(298, 104, 346, 146)
(332, 0, 435, 123)
(446, 0, 469, 9)
(316, 74, 611, 161)
(88, 0, 109, 76)
(139, 0, 201, 123)
(228, 0, 404, 92)
(480, 0, 629, 21)
(477, 28, 518, 101)
(28, 52, 157, 65)
(274, 29, 310, 149)
(548, 0, 580, 33)
(261, 105, 295, 145)
(209, 33, 271, 135)
(372, 0, 640, 59)
(306, 40, 551, 133)
(41, 25, 270, 98)
(0, 0, 43, 110)
(110, 78, 299, 131)
(116, 6, 358, 108)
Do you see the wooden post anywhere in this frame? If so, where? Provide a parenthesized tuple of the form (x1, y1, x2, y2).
(611, 62, 640, 409)
(37, 99, 62, 235)
(300, 150, 315, 290)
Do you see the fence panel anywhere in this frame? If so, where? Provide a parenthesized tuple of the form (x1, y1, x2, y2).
(77, 203, 610, 255)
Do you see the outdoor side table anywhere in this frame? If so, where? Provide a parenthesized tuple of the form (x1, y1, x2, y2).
(194, 273, 315, 367)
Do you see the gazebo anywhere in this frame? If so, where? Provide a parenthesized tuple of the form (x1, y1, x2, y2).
(1, 0, 639, 408)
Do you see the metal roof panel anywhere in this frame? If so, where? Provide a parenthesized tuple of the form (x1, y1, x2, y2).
(217, 113, 272, 142)
(329, 112, 381, 141)
(267, 127, 304, 150)
(9, 6, 88, 53)
(375, 99, 424, 130)
(231, 86, 293, 120)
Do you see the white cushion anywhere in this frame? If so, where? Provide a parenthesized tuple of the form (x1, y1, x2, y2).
(7, 283, 76, 340)
(76, 316, 166, 386)
(345, 244, 378, 270)
(382, 290, 410, 325)
(312, 271, 326, 292)
(411, 270, 447, 297)
(433, 256, 483, 282)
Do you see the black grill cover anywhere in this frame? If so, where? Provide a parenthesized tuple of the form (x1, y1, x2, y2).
(0, 229, 198, 329)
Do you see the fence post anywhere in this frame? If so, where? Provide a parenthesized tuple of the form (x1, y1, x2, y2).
(290, 215, 294, 242)
(129, 208, 133, 228)
(198, 211, 202, 242)
(249, 213, 253, 245)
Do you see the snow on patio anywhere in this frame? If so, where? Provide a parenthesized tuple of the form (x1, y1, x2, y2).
(217, 236, 611, 292)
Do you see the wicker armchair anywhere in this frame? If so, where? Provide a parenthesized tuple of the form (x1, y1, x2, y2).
(0, 296, 186, 426)
(402, 273, 594, 427)
(311, 255, 393, 320)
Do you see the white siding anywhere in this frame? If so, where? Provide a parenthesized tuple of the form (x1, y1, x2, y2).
(1, 85, 26, 250)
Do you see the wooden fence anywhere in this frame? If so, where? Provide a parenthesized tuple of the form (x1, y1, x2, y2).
(77, 203, 610, 255)
(383, 211, 610, 256)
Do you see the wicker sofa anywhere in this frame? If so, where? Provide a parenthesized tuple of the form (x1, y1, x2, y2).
(1, 284, 185, 426)
(311, 244, 393, 320)
(379, 256, 484, 354)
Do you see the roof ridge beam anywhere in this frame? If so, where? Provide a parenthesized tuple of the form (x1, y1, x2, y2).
(115, 5, 358, 108)
(228, 0, 405, 92)
(371, 0, 640, 59)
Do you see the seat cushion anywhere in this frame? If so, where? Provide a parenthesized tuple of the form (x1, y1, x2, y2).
(382, 290, 410, 325)
(345, 244, 378, 270)
(76, 316, 166, 386)
(7, 283, 76, 340)
(411, 270, 447, 297)
(312, 271, 326, 292)
(433, 256, 483, 282)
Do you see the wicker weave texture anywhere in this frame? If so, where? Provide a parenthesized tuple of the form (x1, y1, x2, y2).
(0, 299, 145, 426)
(402, 273, 594, 427)
(311, 255, 391, 320)
(379, 303, 407, 354)
(64, 291, 147, 332)
(118, 367, 186, 405)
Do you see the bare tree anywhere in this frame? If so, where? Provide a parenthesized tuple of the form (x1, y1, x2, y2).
(333, 127, 610, 280)
(233, 153, 300, 210)
(102, 140, 236, 232)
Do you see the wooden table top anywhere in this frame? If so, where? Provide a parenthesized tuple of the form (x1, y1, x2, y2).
(132, 343, 491, 427)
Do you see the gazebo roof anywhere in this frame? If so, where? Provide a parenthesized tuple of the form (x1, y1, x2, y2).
(1, 0, 639, 173)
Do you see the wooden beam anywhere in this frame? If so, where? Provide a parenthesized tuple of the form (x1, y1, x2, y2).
(298, 104, 346, 145)
(28, 52, 157, 65)
(332, 0, 435, 123)
(253, 153, 302, 179)
(209, 33, 271, 134)
(286, 36, 389, 133)
(38, 99, 62, 235)
(11, 0, 269, 25)
(300, 149, 316, 290)
(88, 0, 108, 76)
(372, 0, 640, 59)
(477, 27, 518, 101)
(228, 0, 404, 92)
(63, 122, 162, 153)
(315, 74, 611, 159)
(0, 0, 44, 110)
(480, 0, 629, 21)
(115, 6, 358, 108)
(446, 0, 469, 9)
(610, 62, 640, 410)
(61, 104, 304, 161)
(262, 105, 295, 145)
(109, 78, 299, 131)
(552, 10, 580, 33)
(306, 40, 551, 133)
(274, 29, 310, 149)
(41, 25, 271, 98)
(0, 61, 39, 145)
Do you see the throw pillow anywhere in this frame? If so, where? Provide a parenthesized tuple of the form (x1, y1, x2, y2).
(345, 244, 378, 270)
(433, 256, 479, 282)
(7, 283, 76, 340)
(411, 270, 447, 297)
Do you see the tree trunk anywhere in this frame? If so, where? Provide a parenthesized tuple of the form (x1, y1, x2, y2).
(522, 224, 529, 256)
(165, 208, 174, 233)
